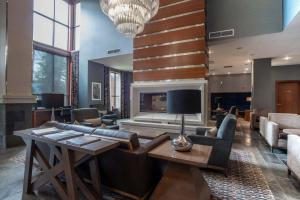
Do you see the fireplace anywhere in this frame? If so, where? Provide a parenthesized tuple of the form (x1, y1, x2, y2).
(140, 93, 167, 113)
(129, 79, 208, 126)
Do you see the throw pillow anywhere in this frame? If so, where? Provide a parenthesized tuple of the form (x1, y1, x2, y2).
(74, 120, 81, 125)
(205, 127, 218, 137)
(84, 118, 102, 127)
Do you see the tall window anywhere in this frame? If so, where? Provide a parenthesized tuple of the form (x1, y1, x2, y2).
(110, 72, 121, 110)
(33, 0, 70, 50)
(74, 3, 81, 50)
(32, 50, 68, 96)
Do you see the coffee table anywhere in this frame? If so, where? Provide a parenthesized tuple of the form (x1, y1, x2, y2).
(283, 129, 300, 136)
(148, 140, 212, 200)
(14, 128, 119, 200)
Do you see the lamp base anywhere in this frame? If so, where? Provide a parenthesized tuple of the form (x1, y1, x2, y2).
(171, 135, 193, 152)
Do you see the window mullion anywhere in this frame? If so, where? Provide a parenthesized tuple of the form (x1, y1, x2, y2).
(52, 55, 55, 93)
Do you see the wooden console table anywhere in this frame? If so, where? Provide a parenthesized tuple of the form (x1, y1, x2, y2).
(14, 129, 119, 200)
(148, 141, 212, 200)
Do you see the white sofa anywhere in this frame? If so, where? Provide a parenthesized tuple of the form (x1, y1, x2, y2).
(288, 135, 300, 179)
(259, 113, 300, 151)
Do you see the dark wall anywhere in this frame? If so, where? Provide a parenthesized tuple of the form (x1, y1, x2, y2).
(208, 73, 251, 117)
(207, 0, 283, 39)
(79, 0, 133, 107)
(88, 61, 133, 116)
(88, 61, 105, 107)
(252, 59, 300, 112)
(252, 58, 272, 111)
(270, 65, 300, 110)
(208, 74, 251, 93)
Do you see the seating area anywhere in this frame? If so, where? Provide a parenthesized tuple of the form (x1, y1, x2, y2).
(1, 0, 300, 200)
(259, 113, 300, 151)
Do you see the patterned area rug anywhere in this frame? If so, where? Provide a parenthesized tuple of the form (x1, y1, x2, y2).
(203, 150, 275, 200)
(11, 150, 274, 200)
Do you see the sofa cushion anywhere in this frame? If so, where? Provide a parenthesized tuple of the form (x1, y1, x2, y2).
(64, 124, 96, 134)
(217, 114, 237, 140)
(84, 118, 102, 127)
(93, 128, 140, 150)
(268, 113, 300, 129)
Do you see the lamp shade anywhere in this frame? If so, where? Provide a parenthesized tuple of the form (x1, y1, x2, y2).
(167, 90, 201, 114)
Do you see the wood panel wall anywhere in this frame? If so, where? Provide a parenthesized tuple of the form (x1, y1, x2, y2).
(133, 0, 208, 81)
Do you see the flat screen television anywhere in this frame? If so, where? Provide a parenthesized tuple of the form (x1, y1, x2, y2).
(40, 93, 64, 109)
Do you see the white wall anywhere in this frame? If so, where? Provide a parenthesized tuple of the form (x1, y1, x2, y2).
(0, 0, 6, 97)
(0, 0, 35, 103)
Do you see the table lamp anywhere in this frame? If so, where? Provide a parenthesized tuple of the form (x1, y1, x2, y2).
(167, 90, 201, 151)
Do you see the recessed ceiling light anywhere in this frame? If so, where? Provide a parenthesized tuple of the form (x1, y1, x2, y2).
(246, 59, 251, 63)
(212, 72, 216, 75)
(208, 50, 213, 54)
(245, 68, 249, 70)
(227, 72, 231, 75)
(283, 56, 292, 60)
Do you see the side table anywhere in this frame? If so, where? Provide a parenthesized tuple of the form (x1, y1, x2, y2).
(148, 140, 212, 200)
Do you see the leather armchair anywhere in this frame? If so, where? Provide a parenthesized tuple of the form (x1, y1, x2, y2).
(188, 114, 237, 175)
(259, 113, 300, 151)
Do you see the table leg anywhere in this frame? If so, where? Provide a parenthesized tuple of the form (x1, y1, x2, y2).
(23, 138, 34, 194)
(62, 148, 78, 200)
(150, 163, 211, 200)
(89, 157, 102, 197)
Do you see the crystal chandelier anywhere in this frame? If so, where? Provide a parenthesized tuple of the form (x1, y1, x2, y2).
(100, 0, 159, 37)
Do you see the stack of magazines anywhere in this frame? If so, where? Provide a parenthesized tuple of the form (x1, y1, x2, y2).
(42, 130, 84, 141)
(31, 127, 61, 136)
(65, 136, 101, 147)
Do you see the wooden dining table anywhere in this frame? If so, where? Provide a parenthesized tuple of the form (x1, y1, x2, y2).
(14, 128, 120, 200)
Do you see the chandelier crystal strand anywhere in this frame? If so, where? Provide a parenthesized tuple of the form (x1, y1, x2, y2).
(100, 0, 159, 37)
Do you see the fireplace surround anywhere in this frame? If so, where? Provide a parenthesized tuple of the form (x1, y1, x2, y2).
(120, 79, 208, 135)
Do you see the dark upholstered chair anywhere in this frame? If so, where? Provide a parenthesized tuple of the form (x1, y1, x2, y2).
(216, 106, 236, 128)
(228, 106, 237, 115)
(71, 108, 119, 129)
(188, 114, 237, 175)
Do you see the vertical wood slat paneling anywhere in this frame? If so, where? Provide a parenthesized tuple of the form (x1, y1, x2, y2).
(153, 0, 205, 21)
(133, 39, 206, 59)
(134, 54, 207, 70)
(133, 0, 207, 81)
(139, 11, 205, 36)
(134, 26, 205, 48)
(133, 67, 208, 81)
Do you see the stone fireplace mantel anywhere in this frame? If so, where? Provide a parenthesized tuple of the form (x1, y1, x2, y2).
(130, 79, 208, 126)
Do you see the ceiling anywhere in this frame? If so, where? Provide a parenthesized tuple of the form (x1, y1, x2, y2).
(208, 12, 300, 75)
(92, 53, 133, 71)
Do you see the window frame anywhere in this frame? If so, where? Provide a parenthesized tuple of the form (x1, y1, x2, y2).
(32, 1, 80, 105)
(32, 49, 70, 99)
(110, 71, 122, 110)
(33, 0, 72, 51)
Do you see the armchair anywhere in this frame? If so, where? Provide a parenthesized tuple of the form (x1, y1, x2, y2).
(216, 106, 236, 128)
(71, 108, 119, 129)
(188, 114, 237, 175)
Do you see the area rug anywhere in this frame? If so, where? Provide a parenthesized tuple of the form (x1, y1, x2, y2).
(11, 150, 274, 200)
(203, 150, 275, 200)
